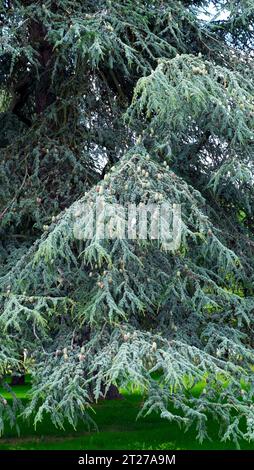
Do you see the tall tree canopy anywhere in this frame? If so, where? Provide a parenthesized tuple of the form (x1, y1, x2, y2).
(1, 0, 254, 445)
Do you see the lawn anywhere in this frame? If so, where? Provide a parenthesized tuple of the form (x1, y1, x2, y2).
(0, 381, 253, 450)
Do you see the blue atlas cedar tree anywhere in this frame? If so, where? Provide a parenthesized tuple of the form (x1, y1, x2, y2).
(0, 0, 254, 446)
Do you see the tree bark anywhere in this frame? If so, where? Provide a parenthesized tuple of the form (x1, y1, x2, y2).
(104, 384, 123, 400)
(11, 375, 25, 386)
(28, 18, 55, 114)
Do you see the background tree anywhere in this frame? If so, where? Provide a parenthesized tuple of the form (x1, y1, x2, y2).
(1, 0, 254, 445)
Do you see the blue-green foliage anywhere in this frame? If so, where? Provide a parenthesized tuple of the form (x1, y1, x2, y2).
(0, 0, 254, 447)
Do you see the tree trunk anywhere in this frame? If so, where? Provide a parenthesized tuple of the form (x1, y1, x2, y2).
(28, 19, 55, 114)
(11, 375, 25, 386)
(105, 384, 123, 400)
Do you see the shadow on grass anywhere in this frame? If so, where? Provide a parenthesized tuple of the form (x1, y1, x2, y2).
(0, 382, 253, 450)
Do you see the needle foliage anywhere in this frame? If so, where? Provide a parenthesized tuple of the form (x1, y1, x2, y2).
(0, 0, 254, 447)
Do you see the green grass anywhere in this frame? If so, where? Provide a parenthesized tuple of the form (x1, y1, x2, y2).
(0, 382, 253, 450)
